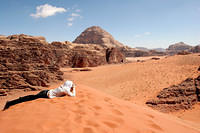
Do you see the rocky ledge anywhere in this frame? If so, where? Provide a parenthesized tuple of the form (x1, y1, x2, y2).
(146, 74, 200, 112)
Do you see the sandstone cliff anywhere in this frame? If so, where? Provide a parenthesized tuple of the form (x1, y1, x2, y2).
(0, 34, 125, 95)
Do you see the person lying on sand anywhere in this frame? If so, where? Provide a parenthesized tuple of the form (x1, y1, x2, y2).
(3, 80, 76, 111)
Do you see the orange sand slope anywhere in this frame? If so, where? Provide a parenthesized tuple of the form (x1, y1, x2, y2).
(64, 54, 200, 105)
(0, 85, 199, 133)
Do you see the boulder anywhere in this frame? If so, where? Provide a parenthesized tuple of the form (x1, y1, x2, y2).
(106, 48, 126, 64)
(72, 50, 107, 68)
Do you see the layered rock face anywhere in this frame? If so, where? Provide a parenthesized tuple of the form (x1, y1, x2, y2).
(70, 44, 107, 67)
(146, 75, 200, 112)
(0, 34, 126, 95)
(0, 34, 64, 95)
(73, 26, 124, 47)
(189, 45, 200, 53)
(166, 42, 193, 55)
(106, 48, 126, 64)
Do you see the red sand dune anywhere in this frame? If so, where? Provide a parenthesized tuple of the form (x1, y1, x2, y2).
(0, 84, 199, 133)
(63, 54, 200, 106)
(0, 54, 200, 133)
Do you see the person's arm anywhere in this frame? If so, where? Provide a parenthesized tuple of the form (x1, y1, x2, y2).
(67, 85, 76, 97)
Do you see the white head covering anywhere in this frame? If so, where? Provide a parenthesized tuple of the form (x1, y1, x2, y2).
(63, 80, 73, 90)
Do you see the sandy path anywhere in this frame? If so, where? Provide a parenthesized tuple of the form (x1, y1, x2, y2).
(0, 84, 199, 133)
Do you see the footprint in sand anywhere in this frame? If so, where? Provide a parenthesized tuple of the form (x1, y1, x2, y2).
(103, 121, 118, 129)
(75, 99, 86, 105)
(72, 109, 86, 115)
(74, 115, 83, 124)
(49, 100, 57, 104)
(86, 120, 100, 128)
(93, 105, 102, 110)
(94, 112, 100, 116)
(104, 97, 111, 102)
(148, 120, 163, 131)
(146, 113, 155, 119)
(107, 115, 124, 124)
(83, 127, 94, 133)
(111, 108, 124, 116)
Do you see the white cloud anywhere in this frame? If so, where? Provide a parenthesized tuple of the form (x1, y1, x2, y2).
(134, 35, 141, 38)
(144, 32, 151, 35)
(67, 17, 74, 21)
(67, 12, 82, 26)
(75, 9, 81, 12)
(30, 4, 67, 18)
(134, 32, 151, 38)
(71, 13, 80, 17)
(67, 23, 73, 27)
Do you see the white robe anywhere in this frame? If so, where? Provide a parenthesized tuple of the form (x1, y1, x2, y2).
(47, 80, 76, 98)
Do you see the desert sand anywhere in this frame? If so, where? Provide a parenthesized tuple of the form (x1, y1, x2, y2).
(63, 54, 200, 105)
(0, 84, 199, 133)
(0, 54, 200, 133)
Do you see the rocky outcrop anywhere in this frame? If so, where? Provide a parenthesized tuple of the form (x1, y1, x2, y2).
(106, 48, 126, 64)
(73, 26, 124, 47)
(0, 34, 126, 95)
(146, 76, 200, 112)
(71, 50, 107, 68)
(166, 42, 193, 55)
(177, 51, 191, 55)
(189, 45, 200, 53)
(0, 34, 64, 95)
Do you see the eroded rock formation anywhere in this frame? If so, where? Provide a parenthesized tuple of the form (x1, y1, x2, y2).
(0, 34, 64, 95)
(146, 76, 200, 112)
(106, 48, 125, 64)
(0, 34, 126, 95)
(166, 42, 193, 55)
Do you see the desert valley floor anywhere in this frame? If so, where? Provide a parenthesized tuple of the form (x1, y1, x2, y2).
(0, 54, 200, 133)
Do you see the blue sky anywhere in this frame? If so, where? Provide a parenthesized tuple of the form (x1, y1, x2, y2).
(0, 0, 200, 48)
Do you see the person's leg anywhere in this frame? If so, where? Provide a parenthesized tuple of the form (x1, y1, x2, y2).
(36, 90, 49, 98)
(3, 94, 37, 111)
(3, 90, 49, 111)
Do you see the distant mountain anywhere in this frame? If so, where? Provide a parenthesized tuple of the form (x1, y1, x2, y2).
(135, 47, 149, 51)
(135, 47, 166, 52)
(73, 26, 124, 47)
(153, 48, 166, 52)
